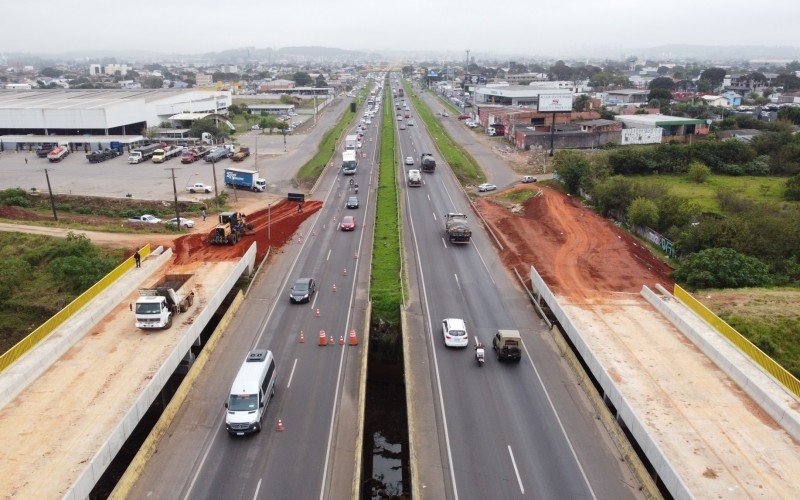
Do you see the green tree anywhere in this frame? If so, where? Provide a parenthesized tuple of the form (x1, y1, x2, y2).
(279, 94, 294, 105)
(648, 77, 675, 90)
(401, 65, 414, 77)
(699, 67, 727, 89)
(142, 76, 164, 89)
(572, 94, 592, 112)
(40, 67, 61, 78)
(672, 248, 772, 290)
(49, 254, 117, 294)
(786, 174, 800, 201)
(592, 176, 639, 215)
(657, 66, 670, 75)
(315, 74, 327, 87)
(778, 107, 800, 126)
(688, 162, 711, 183)
(190, 118, 227, 141)
(259, 115, 280, 133)
(292, 71, 312, 86)
(656, 195, 700, 233)
(627, 197, 659, 228)
(553, 150, 590, 194)
(549, 60, 574, 81)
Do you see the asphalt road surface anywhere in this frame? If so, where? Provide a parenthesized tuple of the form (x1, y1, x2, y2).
(129, 81, 383, 500)
(393, 78, 638, 499)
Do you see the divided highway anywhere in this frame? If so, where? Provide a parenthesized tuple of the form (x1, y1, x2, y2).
(394, 80, 638, 499)
(129, 84, 382, 500)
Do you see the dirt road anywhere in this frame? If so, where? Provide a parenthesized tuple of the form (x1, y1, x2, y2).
(476, 186, 673, 299)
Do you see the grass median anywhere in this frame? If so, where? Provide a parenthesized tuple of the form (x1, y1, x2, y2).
(295, 83, 372, 186)
(403, 80, 485, 186)
(370, 81, 402, 331)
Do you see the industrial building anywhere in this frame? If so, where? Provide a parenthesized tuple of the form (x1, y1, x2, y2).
(474, 86, 572, 106)
(614, 114, 710, 138)
(0, 88, 232, 137)
(246, 103, 295, 115)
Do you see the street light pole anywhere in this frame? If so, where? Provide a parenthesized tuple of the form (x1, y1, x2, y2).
(267, 202, 272, 245)
(211, 158, 219, 204)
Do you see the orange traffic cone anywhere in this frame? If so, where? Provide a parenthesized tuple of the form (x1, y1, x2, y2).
(299, 331, 305, 343)
(329, 336, 334, 346)
(339, 336, 344, 345)
(354, 252, 358, 260)
(348, 329, 358, 346)
(332, 283, 337, 292)
(319, 330, 327, 346)
(315, 308, 320, 317)
(342, 268, 347, 276)
(276, 419, 285, 431)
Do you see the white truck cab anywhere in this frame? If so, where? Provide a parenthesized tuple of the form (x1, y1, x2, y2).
(225, 349, 277, 435)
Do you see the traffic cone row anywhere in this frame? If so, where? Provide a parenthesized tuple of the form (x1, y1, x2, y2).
(349, 329, 358, 346)
(299, 331, 305, 343)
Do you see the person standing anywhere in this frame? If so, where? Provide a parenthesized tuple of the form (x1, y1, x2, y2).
(24, 157, 28, 165)
(134, 251, 141, 268)
(201, 208, 207, 221)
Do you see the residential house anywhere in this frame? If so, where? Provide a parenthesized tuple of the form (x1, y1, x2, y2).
(721, 91, 742, 106)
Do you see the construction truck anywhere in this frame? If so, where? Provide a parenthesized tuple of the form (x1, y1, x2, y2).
(135, 274, 195, 329)
(210, 211, 255, 245)
(420, 153, 436, 173)
(407, 169, 422, 187)
(444, 212, 471, 244)
(232, 147, 250, 162)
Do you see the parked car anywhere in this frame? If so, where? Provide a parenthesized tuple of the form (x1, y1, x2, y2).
(477, 183, 497, 192)
(340, 215, 356, 231)
(127, 214, 161, 224)
(405, 156, 414, 166)
(399, 124, 407, 130)
(346, 196, 359, 209)
(442, 318, 469, 348)
(165, 217, 195, 228)
(289, 277, 317, 303)
(521, 175, 537, 183)
(186, 182, 213, 194)
(458, 114, 470, 120)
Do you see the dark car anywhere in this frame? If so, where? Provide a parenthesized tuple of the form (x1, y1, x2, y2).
(289, 277, 316, 303)
(340, 215, 356, 231)
(346, 196, 359, 209)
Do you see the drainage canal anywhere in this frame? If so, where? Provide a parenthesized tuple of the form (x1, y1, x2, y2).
(361, 320, 411, 499)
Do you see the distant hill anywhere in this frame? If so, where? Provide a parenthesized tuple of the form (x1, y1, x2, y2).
(636, 44, 800, 61)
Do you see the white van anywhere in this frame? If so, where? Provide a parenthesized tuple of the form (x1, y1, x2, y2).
(225, 349, 277, 435)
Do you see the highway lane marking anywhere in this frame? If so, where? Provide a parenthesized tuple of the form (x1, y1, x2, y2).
(454, 273, 461, 292)
(470, 242, 497, 286)
(253, 478, 262, 500)
(441, 237, 447, 248)
(405, 156, 460, 499)
(326, 248, 332, 261)
(319, 103, 380, 500)
(520, 341, 598, 500)
(432, 212, 437, 221)
(427, 194, 431, 201)
(286, 358, 298, 388)
(310, 291, 319, 311)
(181, 116, 345, 500)
(507, 446, 525, 494)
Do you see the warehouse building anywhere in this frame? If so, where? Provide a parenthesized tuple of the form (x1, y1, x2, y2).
(0, 88, 232, 137)
(474, 85, 572, 106)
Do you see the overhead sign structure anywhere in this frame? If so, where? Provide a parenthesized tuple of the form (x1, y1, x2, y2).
(538, 94, 573, 113)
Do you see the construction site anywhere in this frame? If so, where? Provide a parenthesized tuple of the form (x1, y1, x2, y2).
(0, 199, 320, 499)
(476, 186, 800, 498)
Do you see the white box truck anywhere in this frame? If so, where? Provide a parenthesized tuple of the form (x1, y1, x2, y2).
(344, 134, 358, 151)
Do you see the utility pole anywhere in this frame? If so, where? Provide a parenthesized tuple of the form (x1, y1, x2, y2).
(166, 167, 182, 230)
(313, 94, 318, 125)
(254, 133, 259, 168)
(549, 112, 556, 157)
(210, 158, 219, 209)
(267, 201, 272, 244)
(44, 168, 57, 221)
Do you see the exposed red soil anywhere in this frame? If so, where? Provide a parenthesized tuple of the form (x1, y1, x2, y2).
(171, 200, 321, 264)
(0, 205, 112, 226)
(476, 186, 673, 300)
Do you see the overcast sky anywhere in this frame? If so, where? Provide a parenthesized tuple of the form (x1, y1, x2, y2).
(1, 0, 799, 57)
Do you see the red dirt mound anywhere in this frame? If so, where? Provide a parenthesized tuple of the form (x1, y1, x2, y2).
(171, 200, 322, 265)
(476, 187, 672, 300)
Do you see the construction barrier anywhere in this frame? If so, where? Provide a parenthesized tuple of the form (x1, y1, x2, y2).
(0, 244, 151, 374)
(674, 284, 800, 399)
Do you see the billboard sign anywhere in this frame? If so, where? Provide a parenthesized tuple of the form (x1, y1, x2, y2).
(538, 94, 573, 113)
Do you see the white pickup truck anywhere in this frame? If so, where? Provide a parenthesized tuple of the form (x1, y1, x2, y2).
(127, 214, 162, 224)
(186, 183, 213, 194)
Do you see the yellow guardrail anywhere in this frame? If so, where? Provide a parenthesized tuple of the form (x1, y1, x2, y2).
(0, 244, 151, 373)
(674, 284, 800, 398)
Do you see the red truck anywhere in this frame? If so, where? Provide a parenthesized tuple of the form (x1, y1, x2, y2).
(181, 146, 210, 164)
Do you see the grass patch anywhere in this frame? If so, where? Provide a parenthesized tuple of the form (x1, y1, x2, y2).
(0, 232, 126, 353)
(698, 287, 800, 378)
(295, 83, 372, 185)
(497, 188, 539, 204)
(403, 81, 486, 186)
(632, 174, 791, 213)
(370, 81, 402, 327)
(426, 88, 461, 116)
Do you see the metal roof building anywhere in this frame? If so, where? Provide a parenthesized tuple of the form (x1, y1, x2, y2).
(0, 89, 231, 136)
(474, 85, 572, 106)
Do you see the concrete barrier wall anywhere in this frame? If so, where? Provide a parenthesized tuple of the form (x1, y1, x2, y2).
(0, 246, 168, 412)
(644, 284, 800, 443)
(64, 243, 257, 500)
(529, 266, 691, 500)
